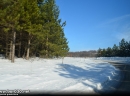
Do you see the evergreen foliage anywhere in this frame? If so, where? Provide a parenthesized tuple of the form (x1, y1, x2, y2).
(97, 38, 130, 57)
(0, 0, 69, 62)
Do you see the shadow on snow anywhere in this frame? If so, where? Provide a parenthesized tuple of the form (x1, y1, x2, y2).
(54, 63, 122, 94)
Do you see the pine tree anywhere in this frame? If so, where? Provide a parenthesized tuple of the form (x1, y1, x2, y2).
(112, 44, 119, 56)
(38, 0, 69, 58)
(128, 41, 130, 56)
(0, 0, 69, 61)
(101, 48, 106, 57)
(18, 0, 42, 59)
(0, 0, 21, 62)
(106, 47, 112, 57)
(125, 41, 129, 57)
(119, 38, 126, 57)
(97, 48, 102, 57)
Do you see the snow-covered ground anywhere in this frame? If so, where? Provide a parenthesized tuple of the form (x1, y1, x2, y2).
(97, 57, 130, 63)
(0, 57, 130, 94)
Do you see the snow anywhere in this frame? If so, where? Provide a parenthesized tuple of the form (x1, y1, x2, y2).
(0, 57, 129, 94)
(97, 57, 130, 64)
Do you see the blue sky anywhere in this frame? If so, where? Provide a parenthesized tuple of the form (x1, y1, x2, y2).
(56, 0, 130, 52)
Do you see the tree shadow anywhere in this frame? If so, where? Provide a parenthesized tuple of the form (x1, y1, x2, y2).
(54, 63, 122, 94)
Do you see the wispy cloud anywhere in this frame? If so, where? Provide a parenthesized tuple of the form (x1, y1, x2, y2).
(104, 14, 130, 25)
(97, 14, 130, 41)
(97, 14, 130, 28)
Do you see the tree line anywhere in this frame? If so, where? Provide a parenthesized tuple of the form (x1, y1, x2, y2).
(0, 0, 69, 62)
(97, 38, 130, 57)
(67, 50, 97, 57)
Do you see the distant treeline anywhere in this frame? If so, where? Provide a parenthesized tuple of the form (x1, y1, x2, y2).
(97, 38, 130, 57)
(67, 50, 97, 57)
(67, 38, 130, 57)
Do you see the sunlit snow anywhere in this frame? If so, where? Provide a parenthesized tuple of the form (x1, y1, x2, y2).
(0, 57, 129, 94)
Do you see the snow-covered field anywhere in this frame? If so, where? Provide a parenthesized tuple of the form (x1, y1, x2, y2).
(0, 57, 130, 94)
(97, 57, 130, 64)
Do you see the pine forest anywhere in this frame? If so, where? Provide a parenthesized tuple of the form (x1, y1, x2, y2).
(0, 0, 69, 62)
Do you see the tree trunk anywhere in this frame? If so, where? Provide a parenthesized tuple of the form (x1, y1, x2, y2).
(18, 33, 21, 58)
(9, 41, 12, 60)
(22, 47, 26, 59)
(46, 35, 48, 58)
(5, 43, 8, 59)
(62, 57, 64, 64)
(18, 42, 21, 58)
(11, 31, 16, 63)
(26, 33, 30, 60)
(5, 33, 8, 59)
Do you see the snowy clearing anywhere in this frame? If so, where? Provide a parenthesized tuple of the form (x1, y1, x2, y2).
(0, 57, 130, 94)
